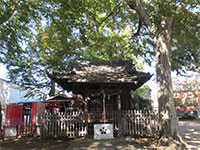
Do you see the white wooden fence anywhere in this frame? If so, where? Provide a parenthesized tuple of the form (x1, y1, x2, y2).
(121, 110, 159, 137)
(40, 109, 159, 139)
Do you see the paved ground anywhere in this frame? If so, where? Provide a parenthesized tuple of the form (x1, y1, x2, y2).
(178, 120, 200, 150)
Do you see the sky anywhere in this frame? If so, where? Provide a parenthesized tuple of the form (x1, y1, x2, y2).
(143, 63, 158, 107)
(0, 64, 8, 80)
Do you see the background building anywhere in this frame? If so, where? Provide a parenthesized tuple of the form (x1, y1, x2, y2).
(0, 78, 28, 125)
(0, 78, 43, 138)
(173, 80, 200, 118)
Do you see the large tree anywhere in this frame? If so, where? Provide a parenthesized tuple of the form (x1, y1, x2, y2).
(0, 0, 54, 97)
(0, 0, 145, 96)
(122, 0, 199, 145)
(0, 0, 95, 97)
(0, 0, 199, 146)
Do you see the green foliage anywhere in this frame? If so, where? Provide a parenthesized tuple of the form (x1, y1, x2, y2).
(0, 0, 199, 97)
(130, 85, 153, 109)
(0, 0, 55, 92)
(172, 10, 200, 73)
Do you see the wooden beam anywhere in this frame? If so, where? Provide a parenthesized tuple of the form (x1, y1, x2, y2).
(102, 89, 106, 123)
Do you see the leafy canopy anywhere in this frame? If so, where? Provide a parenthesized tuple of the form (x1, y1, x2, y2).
(0, 0, 199, 97)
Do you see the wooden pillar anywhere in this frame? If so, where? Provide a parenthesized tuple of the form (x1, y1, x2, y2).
(84, 100, 88, 114)
(117, 94, 121, 111)
(117, 92, 122, 136)
(102, 89, 106, 123)
(83, 94, 89, 137)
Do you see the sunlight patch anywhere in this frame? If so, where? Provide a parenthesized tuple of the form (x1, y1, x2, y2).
(161, 111, 169, 120)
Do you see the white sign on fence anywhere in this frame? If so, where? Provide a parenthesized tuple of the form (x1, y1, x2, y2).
(94, 124, 114, 140)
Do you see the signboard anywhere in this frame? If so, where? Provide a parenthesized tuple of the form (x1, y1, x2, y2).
(94, 124, 114, 140)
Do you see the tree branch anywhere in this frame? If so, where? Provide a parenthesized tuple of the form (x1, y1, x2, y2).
(98, 4, 122, 26)
(132, 18, 142, 37)
(0, 8, 15, 27)
(177, 0, 190, 11)
(124, 0, 155, 33)
(0, 0, 19, 27)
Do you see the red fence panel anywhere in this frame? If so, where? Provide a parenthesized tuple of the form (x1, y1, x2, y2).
(32, 103, 45, 136)
(5, 105, 23, 127)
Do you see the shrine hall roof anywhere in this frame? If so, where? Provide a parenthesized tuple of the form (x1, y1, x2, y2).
(50, 60, 152, 91)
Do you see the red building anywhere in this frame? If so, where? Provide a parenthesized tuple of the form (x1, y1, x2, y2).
(173, 80, 200, 118)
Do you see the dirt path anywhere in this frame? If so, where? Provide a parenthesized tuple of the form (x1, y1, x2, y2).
(66, 120, 200, 150)
(178, 120, 200, 150)
(66, 137, 158, 150)
(0, 137, 73, 150)
(0, 137, 159, 150)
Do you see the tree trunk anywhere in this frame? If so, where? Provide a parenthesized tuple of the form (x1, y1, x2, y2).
(156, 19, 179, 143)
(126, 1, 186, 147)
(0, 101, 2, 139)
(49, 79, 55, 96)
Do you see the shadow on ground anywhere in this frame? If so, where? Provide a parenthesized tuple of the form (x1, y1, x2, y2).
(0, 137, 73, 150)
(66, 138, 158, 150)
(0, 136, 187, 150)
(1, 137, 158, 150)
(179, 119, 200, 150)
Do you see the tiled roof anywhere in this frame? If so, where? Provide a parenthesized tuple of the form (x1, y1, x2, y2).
(52, 60, 151, 83)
